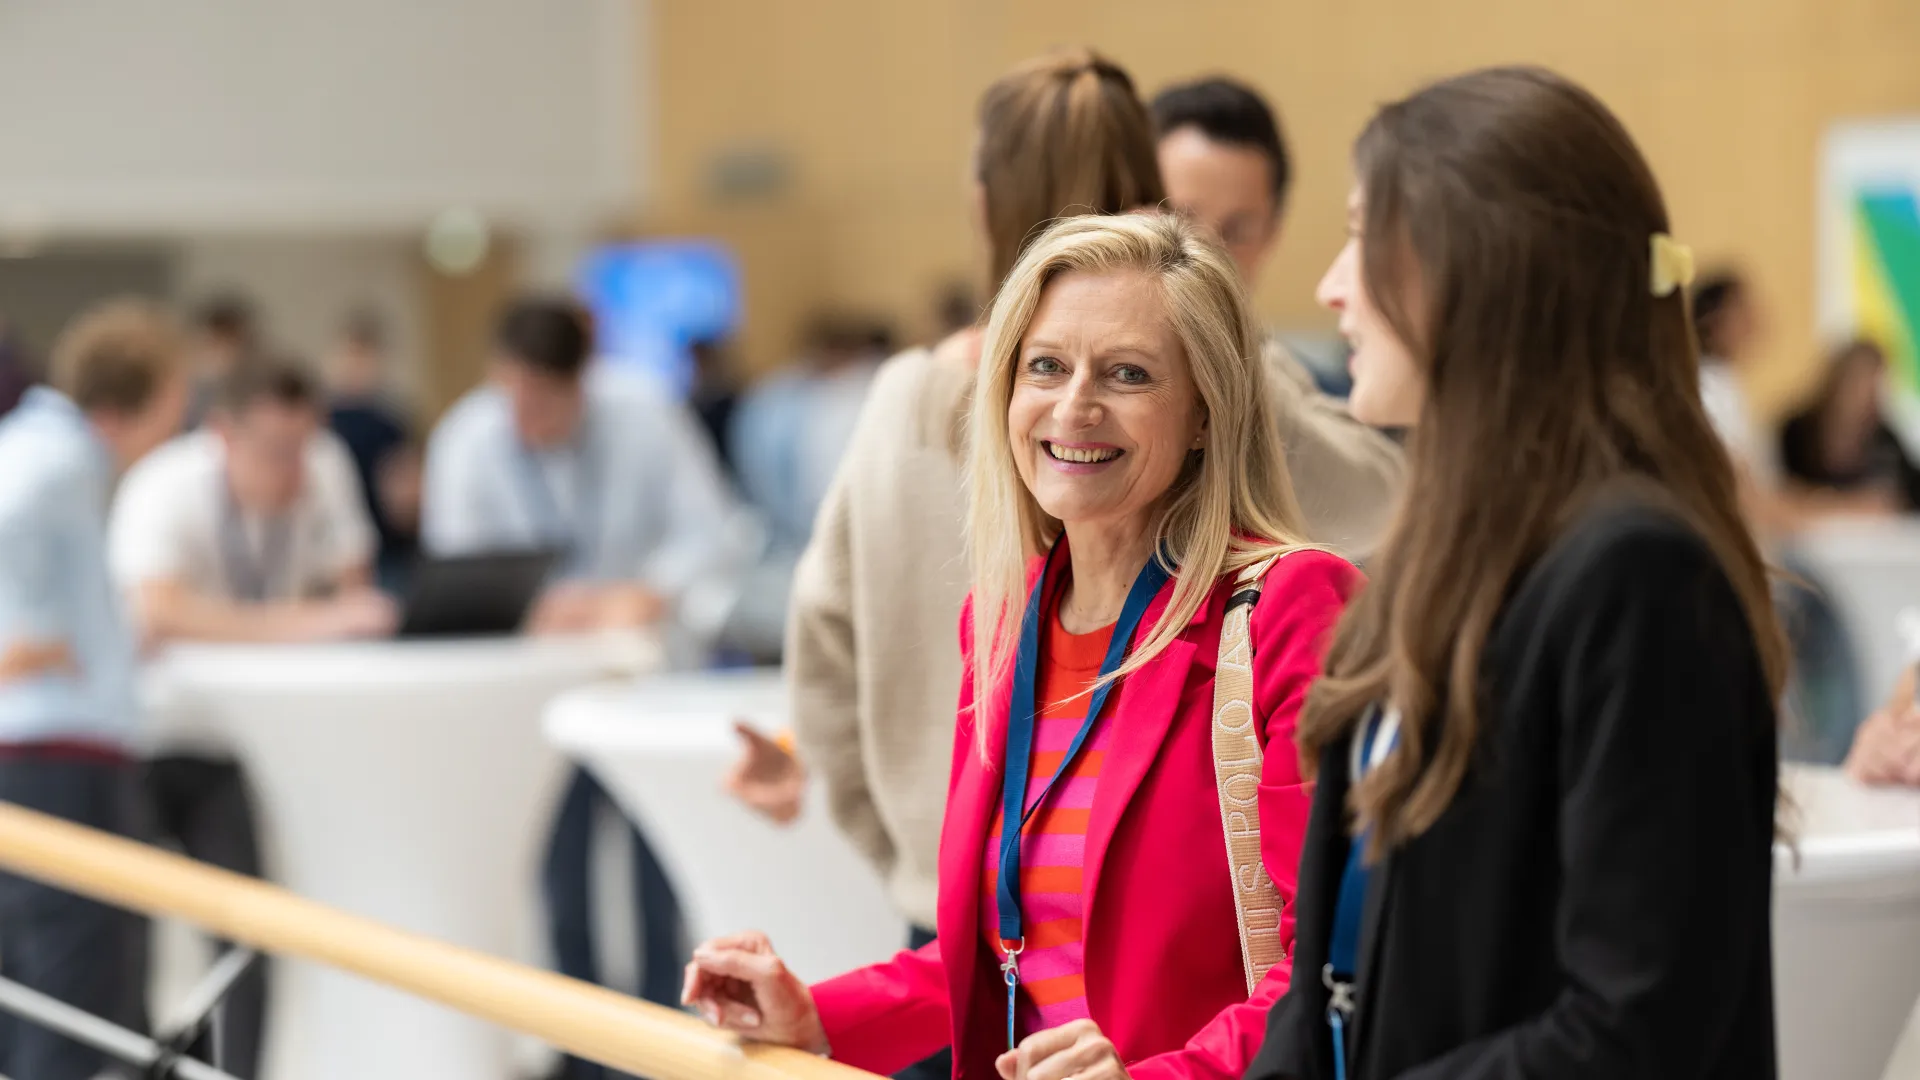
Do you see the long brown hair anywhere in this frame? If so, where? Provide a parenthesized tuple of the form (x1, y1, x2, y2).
(1297, 67, 1788, 852)
(975, 49, 1166, 288)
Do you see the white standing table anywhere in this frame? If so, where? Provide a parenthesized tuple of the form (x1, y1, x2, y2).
(545, 670, 906, 984)
(1776, 765, 1920, 1080)
(141, 632, 660, 1080)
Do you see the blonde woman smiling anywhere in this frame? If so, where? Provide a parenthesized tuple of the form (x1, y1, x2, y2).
(688, 213, 1360, 1080)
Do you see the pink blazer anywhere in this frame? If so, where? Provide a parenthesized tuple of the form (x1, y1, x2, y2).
(811, 548, 1361, 1080)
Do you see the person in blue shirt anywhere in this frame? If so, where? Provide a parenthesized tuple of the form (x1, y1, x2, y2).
(0, 298, 189, 1080)
(725, 317, 885, 661)
(424, 298, 745, 639)
(423, 296, 746, 1080)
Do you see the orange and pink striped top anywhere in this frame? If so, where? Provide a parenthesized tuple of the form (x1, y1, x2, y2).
(983, 604, 1116, 1039)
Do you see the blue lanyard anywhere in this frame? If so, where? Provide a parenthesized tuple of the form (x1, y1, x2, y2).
(1327, 708, 1397, 1080)
(995, 541, 1170, 1049)
(513, 417, 599, 576)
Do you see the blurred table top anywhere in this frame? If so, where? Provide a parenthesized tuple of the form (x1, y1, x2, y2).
(543, 667, 787, 748)
(1779, 765, 1920, 888)
(142, 631, 660, 693)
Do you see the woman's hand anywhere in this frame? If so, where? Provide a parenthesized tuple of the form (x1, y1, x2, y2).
(996, 1019, 1128, 1080)
(681, 931, 828, 1053)
(724, 722, 806, 825)
(1846, 705, 1920, 787)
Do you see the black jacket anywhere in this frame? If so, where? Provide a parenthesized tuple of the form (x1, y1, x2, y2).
(1246, 500, 1778, 1079)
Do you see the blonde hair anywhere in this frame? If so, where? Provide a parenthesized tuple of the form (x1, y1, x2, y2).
(967, 213, 1309, 731)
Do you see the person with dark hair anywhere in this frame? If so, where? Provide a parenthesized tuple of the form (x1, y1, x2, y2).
(1771, 338, 1912, 763)
(687, 335, 745, 483)
(422, 294, 742, 1079)
(0, 299, 189, 1080)
(1150, 76, 1291, 284)
(1246, 67, 1783, 1078)
(183, 292, 260, 430)
(325, 310, 419, 589)
(1692, 270, 1771, 476)
(1778, 338, 1920, 512)
(423, 296, 740, 632)
(1152, 75, 1403, 552)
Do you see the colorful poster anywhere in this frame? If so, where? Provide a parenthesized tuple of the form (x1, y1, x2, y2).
(1821, 121, 1920, 445)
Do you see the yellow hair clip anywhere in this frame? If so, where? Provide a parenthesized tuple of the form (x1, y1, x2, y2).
(1650, 233, 1696, 298)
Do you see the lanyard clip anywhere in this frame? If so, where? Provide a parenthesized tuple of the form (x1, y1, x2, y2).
(999, 938, 1025, 987)
(1322, 963, 1357, 1017)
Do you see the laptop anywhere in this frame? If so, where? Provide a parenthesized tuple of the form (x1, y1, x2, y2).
(396, 550, 561, 638)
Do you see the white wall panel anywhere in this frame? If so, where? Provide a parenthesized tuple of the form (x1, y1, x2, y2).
(0, 0, 641, 231)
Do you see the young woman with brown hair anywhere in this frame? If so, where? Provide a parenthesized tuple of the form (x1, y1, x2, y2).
(1244, 66, 1788, 1079)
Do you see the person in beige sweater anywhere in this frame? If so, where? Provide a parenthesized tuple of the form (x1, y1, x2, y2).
(787, 58, 1402, 963)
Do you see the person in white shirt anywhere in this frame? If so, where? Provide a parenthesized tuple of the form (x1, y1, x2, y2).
(422, 298, 740, 1072)
(112, 358, 396, 644)
(108, 356, 395, 1079)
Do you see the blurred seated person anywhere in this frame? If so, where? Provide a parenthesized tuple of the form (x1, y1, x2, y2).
(105, 354, 384, 1080)
(423, 296, 741, 639)
(1695, 271, 1768, 478)
(732, 316, 886, 555)
(1848, 664, 1920, 787)
(326, 309, 419, 588)
(688, 335, 744, 484)
(723, 318, 885, 661)
(183, 293, 260, 431)
(112, 357, 394, 643)
(375, 439, 424, 574)
(1778, 338, 1920, 514)
(1692, 270, 1841, 534)
(421, 296, 741, 1060)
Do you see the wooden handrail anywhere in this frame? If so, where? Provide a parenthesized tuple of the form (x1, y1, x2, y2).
(0, 801, 874, 1080)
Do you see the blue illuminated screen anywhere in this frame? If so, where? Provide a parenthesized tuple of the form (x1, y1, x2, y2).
(575, 241, 741, 397)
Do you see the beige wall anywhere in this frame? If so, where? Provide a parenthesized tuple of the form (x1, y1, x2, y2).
(640, 0, 1920, 415)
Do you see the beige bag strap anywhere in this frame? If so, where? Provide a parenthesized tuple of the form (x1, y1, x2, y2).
(1211, 552, 1290, 993)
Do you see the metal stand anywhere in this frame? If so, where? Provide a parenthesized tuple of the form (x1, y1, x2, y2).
(155, 945, 257, 1074)
(0, 946, 254, 1080)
